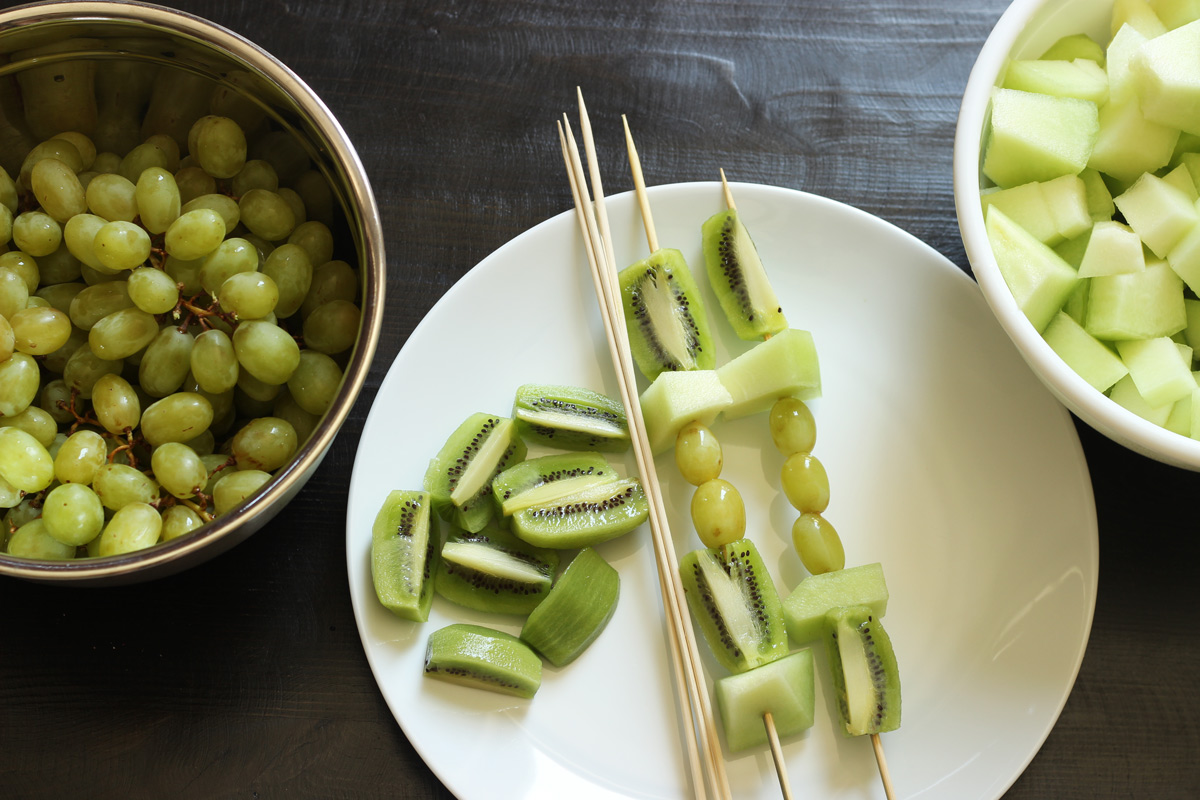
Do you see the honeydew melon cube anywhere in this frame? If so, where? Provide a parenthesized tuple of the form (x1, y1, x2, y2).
(1064, 278, 1091, 324)
(1002, 59, 1109, 106)
(1080, 167, 1116, 221)
(1087, 95, 1180, 182)
(1086, 260, 1186, 338)
(1181, 298, 1200, 351)
(1162, 163, 1200, 200)
(639, 369, 732, 455)
(1165, 388, 1193, 435)
(1111, 0, 1168, 38)
(982, 88, 1099, 188)
(979, 182, 1058, 243)
(985, 205, 1080, 332)
(1107, 24, 1152, 104)
(782, 562, 888, 645)
(1043, 311, 1129, 391)
(1041, 33, 1106, 65)
(1178, 152, 1200, 190)
(1054, 230, 1092, 268)
(1148, 0, 1200, 28)
(1114, 172, 1199, 256)
(1078, 221, 1146, 276)
(1189, 384, 1200, 438)
(1042, 174, 1095, 239)
(1166, 219, 1200, 292)
(715, 328, 820, 420)
(1109, 373, 1175, 425)
(1115, 336, 1195, 405)
(714, 650, 815, 753)
(1129, 19, 1200, 135)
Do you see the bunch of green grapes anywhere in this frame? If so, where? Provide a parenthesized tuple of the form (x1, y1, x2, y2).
(0, 74, 360, 560)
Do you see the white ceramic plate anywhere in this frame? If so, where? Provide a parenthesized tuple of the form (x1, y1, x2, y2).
(347, 183, 1098, 800)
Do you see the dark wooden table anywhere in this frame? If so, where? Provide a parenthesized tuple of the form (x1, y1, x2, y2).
(2, 0, 1198, 797)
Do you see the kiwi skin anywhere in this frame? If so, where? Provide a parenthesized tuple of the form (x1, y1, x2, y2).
(520, 547, 620, 667)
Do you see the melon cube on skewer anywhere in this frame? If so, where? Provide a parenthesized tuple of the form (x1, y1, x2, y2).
(714, 650, 815, 753)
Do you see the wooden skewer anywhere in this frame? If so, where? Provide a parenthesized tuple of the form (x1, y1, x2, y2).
(719, 168, 737, 212)
(763, 712, 794, 800)
(872, 734, 897, 800)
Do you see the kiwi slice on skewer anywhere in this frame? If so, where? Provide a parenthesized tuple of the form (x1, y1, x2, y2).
(511, 383, 630, 453)
(619, 248, 715, 382)
(492, 452, 619, 517)
(520, 547, 620, 667)
(424, 412, 527, 533)
(824, 605, 901, 736)
(511, 477, 649, 549)
(680, 537, 789, 674)
(423, 623, 542, 699)
(702, 208, 788, 341)
(435, 523, 559, 615)
(370, 489, 439, 622)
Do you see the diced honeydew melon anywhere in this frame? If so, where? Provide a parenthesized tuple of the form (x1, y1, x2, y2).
(1002, 59, 1109, 106)
(1078, 221, 1146, 276)
(1040, 33, 1106, 65)
(1130, 19, 1200, 135)
(1166, 218, 1200, 292)
(979, 182, 1058, 243)
(1087, 95, 1180, 183)
(1054, 230, 1091, 269)
(1115, 336, 1195, 405)
(714, 650, 815, 753)
(1148, 0, 1200, 29)
(1086, 260, 1187, 339)
(1043, 311, 1129, 391)
(715, 328, 821, 420)
(1080, 168, 1116, 221)
(639, 369, 732, 454)
(1178, 152, 1200, 190)
(1106, 24, 1152, 104)
(982, 88, 1099, 188)
(1114, 172, 1199, 257)
(1063, 277, 1091, 324)
(1162, 163, 1200, 200)
(782, 562, 889, 645)
(985, 205, 1080, 332)
(1181, 298, 1200, 352)
(1165, 381, 1195, 435)
(1111, 0, 1168, 38)
(1109, 373, 1175, 425)
(1189, 384, 1200, 438)
(1043, 174, 1096, 240)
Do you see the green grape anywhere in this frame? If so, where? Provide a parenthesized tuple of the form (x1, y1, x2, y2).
(164, 208, 226, 261)
(0, 473, 21, 509)
(231, 159, 278, 195)
(0, 203, 11, 247)
(118, 141, 170, 183)
(0, 405, 57, 447)
(199, 237, 258, 293)
(278, 188, 306, 226)
(287, 350, 342, 416)
(56, 131, 96, 170)
(232, 320, 300, 385)
(91, 152, 121, 173)
(40, 379, 77, 424)
(150, 441, 208, 499)
(42, 326, 88, 374)
(300, 260, 357, 317)
(164, 255, 204, 295)
(689, 478, 746, 549)
(139, 327, 194, 397)
(791, 512, 845, 575)
(88, 307, 159, 360)
(93, 220, 152, 272)
(0, 426, 55, 492)
(239, 232, 276, 262)
(183, 428, 215, 457)
(31, 157, 87, 222)
(235, 385, 276, 419)
(85, 172, 139, 222)
(213, 468, 270, 516)
(36, 242, 83, 284)
(25, 296, 51, 309)
(182, 193, 240, 232)
(54, 429, 108, 484)
(4, 492, 44, 530)
(780, 453, 830, 514)
(190, 329, 239, 393)
(69, 280, 132, 330)
(231, 416, 297, 472)
(7, 519, 75, 560)
(769, 397, 816, 456)
(218, 271, 278, 320)
(19, 139, 84, 185)
(0, 165, 17, 214)
(134, 166, 180, 234)
(9, 306, 71, 356)
(143, 134, 180, 171)
(239, 188, 296, 242)
(174, 165, 216, 205)
(0, 313, 13, 362)
(93, 463, 160, 510)
(251, 130, 309, 184)
(41, 482, 105, 546)
(302, 299, 360, 355)
(62, 341, 122, 398)
(63, 212, 108, 270)
(97, 502, 162, 556)
(236, 368, 282, 403)
(0, 265, 30, 318)
(161, 504, 204, 541)
(127, 266, 179, 314)
(261, 243, 312, 318)
(35, 281, 85, 315)
(139, 391, 214, 446)
(0, 252, 36, 291)
(0, 352, 40, 417)
(287, 220, 334, 271)
(292, 170, 334, 227)
(91, 372, 141, 433)
(674, 422, 722, 486)
(191, 115, 247, 179)
(12, 210, 62, 256)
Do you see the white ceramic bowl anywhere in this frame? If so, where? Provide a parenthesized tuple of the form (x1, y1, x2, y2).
(953, 0, 1200, 469)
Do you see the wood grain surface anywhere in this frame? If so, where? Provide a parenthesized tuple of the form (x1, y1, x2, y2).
(1, 0, 1198, 798)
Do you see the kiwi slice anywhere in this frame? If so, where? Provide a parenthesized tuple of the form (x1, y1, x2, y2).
(511, 383, 630, 452)
(424, 412, 527, 532)
(434, 523, 559, 615)
(370, 489, 439, 622)
(511, 477, 649, 548)
(491, 452, 618, 516)
(701, 208, 788, 341)
(824, 605, 901, 736)
(423, 623, 542, 699)
(520, 547, 620, 667)
(680, 538, 788, 674)
(619, 248, 715, 381)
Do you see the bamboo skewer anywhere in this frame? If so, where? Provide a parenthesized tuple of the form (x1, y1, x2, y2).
(872, 734, 897, 800)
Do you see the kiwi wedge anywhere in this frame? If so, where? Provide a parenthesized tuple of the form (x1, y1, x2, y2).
(424, 412, 527, 532)
(511, 477, 649, 548)
(701, 208, 788, 340)
(619, 248, 715, 381)
(491, 452, 618, 517)
(423, 623, 542, 699)
(370, 489, 439, 622)
(511, 383, 630, 452)
(680, 537, 788, 674)
(520, 547, 620, 667)
(825, 605, 901, 736)
(435, 523, 559, 615)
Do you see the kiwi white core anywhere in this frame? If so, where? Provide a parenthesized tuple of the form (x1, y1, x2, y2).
(450, 418, 515, 507)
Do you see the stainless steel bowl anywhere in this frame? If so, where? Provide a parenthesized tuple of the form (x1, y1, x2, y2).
(0, 0, 385, 583)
